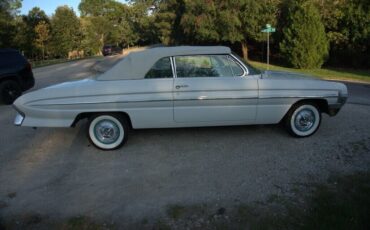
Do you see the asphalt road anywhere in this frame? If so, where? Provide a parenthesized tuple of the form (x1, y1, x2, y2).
(0, 56, 369, 227)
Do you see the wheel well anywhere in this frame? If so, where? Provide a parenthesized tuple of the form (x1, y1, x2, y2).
(281, 98, 329, 123)
(292, 99, 329, 114)
(71, 112, 133, 129)
(0, 76, 20, 85)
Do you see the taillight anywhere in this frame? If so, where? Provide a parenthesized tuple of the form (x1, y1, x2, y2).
(26, 62, 32, 72)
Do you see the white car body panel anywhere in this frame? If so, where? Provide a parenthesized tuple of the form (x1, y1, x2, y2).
(173, 76, 259, 123)
(13, 46, 348, 129)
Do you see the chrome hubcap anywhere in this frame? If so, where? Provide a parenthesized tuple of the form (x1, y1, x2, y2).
(294, 109, 315, 132)
(94, 119, 120, 144)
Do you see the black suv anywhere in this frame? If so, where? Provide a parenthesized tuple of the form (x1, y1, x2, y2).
(0, 49, 35, 104)
(102, 45, 122, 56)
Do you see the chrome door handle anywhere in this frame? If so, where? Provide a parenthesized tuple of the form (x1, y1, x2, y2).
(175, 85, 189, 89)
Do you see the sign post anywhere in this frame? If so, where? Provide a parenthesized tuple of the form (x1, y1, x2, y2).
(261, 24, 276, 71)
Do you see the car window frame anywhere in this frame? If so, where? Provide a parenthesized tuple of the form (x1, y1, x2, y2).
(172, 54, 249, 79)
(144, 56, 175, 79)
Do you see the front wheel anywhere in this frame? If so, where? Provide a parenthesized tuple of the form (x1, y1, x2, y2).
(285, 103, 321, 137)
(87, 114, 129, 150)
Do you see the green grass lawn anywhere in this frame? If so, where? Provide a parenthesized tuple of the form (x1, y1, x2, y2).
(249, 60, 370, 83)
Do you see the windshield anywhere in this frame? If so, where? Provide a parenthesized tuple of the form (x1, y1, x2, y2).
(231, 52, 261, 75)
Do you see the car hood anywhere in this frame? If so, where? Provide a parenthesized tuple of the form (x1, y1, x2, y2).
(259, 70, 348, 97)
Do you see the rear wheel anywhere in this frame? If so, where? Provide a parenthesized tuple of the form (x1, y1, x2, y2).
(0, 80, 22, 105)
(285, 102, 321, 137)
(87, 113, 129, 150)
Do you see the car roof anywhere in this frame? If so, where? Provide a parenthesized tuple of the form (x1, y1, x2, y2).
(0, 48, 19, 53)
(98, 46, 231, 80)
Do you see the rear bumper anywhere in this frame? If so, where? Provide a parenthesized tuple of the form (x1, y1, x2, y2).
(14, 112, 24, 126)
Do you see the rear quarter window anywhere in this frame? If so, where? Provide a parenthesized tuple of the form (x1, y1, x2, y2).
(145, 57, 173, 79)
(0, 51, 25, 68)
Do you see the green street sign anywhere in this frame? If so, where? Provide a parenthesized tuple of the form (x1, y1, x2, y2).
(261, 24, 276, 71)
(262, 28, 276, 33)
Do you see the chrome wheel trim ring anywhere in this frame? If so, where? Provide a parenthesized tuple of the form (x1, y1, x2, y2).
(290, 105, 320, 136)
(89, 115, 124, 149)
(94, 119, 120, 144)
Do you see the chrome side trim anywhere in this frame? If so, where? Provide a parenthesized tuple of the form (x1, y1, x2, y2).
(31, 97, 259, 106)
(259, 95, 338, 99)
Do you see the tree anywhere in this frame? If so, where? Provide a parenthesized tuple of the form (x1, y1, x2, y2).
(238, 0, 280, 59)
(339, 0, 370, 67)
(21, 7, 49, 58)
(50, 6, 81, 58)
(80, 17, 101, 55)
(0, 0, 22, 48)
(279, 0, 328, 68)
(314, 0, 369, 67)
(154, 0, 185, 45)
(129, 1, 158, 46)
(180, 0, 219, 43)
(34, 21, 50, 59)
(79, 0, 123, 51)
(175, 0, 279, 59)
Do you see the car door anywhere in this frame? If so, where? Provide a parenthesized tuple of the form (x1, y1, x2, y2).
(173, 54, 258, 123)
(126, 57, 174, 128)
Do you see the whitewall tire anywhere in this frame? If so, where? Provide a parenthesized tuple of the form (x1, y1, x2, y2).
(285, 103, 321, 137)
(87, 114, 128, 150)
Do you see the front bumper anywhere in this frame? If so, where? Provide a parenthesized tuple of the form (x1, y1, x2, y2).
(328, 94, 348, 116)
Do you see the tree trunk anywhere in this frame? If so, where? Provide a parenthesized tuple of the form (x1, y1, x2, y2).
(241, 41, 248, 60)
(42, 45, 45, 60)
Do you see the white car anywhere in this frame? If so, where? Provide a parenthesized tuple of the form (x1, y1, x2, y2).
(13, 46, 348, 150)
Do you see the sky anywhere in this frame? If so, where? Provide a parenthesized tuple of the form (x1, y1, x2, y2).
(20, 0, 127, 16)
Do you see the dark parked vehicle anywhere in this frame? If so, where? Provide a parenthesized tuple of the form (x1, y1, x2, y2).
(0, 49, 35, 104)
(102, 45, 122, 56)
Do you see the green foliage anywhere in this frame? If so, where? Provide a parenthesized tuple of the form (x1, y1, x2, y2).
(239, 0, 279, 42)
(181, 0, 219, 43)
(154, 0, 185, 45)
(78, 0, 153, 53)
(79, 0, 117, 53)
(280, 0, 329, 69)
(19, 7, 49, 58)
(1, 0, 368, 69)
(216, 0, 243, 43)
(156, 0, 279, 59)
(50, 6, 81, 58)
(332, 0, 369, 67)
(0, 0, 22, 48)
(34, 21, 50, 59)
(128, 1, 158, 46)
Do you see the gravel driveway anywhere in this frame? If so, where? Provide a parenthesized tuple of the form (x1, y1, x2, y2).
(0, 56, 369, 226)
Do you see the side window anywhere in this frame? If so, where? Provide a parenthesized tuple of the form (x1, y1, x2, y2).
(175, 55, 244, 78)
(175, 56, 218, 78)
(145, 57, 173, 79)
(0, 52, 23, 68)
(227, 56, 245, 76)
